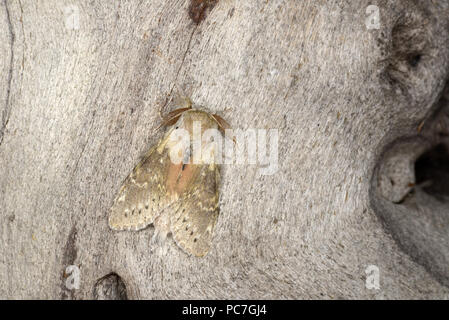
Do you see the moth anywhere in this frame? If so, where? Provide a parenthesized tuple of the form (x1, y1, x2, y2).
(109, 100, 231, 257)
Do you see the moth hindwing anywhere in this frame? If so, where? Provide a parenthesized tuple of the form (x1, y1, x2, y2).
(109, 108, 227, 257)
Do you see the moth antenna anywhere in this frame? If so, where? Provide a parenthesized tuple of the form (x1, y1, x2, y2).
(211, 113, 235, 144)
(158, 91, 176, 121)
(158, 105, 164, 121)
(157, 84, 187, 121)
(156, 106, 193, 131)
(210, 113, 231, 131)
(156, 86, 193, 130)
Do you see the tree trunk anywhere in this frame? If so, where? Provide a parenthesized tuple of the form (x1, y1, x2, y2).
(1, 0, 449, 299)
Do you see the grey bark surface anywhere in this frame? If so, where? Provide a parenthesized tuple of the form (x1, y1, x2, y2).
(1, 0, 449, 299)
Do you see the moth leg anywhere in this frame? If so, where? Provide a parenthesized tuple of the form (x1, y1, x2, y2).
(151, 228, 168, 246)
(152, 209, 171, 243)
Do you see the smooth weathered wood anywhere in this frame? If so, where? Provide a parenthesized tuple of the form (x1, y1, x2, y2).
(1, 0, 449, 299)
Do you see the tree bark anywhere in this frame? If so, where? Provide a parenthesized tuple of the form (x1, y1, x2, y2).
(1, 0, 449, 299)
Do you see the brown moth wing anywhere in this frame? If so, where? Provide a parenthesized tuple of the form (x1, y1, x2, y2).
(109, 134, 173, 231)
(211, 113, 236, 144)
(210, 113, 231, 133)
(170, 163, 220, 257)
(157, 106, 192, 129)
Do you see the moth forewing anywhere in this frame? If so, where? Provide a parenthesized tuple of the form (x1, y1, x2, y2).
(108, 140, 171, 231)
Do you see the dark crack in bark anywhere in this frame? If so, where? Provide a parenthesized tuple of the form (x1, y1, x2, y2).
(1, 0, 15, 147)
